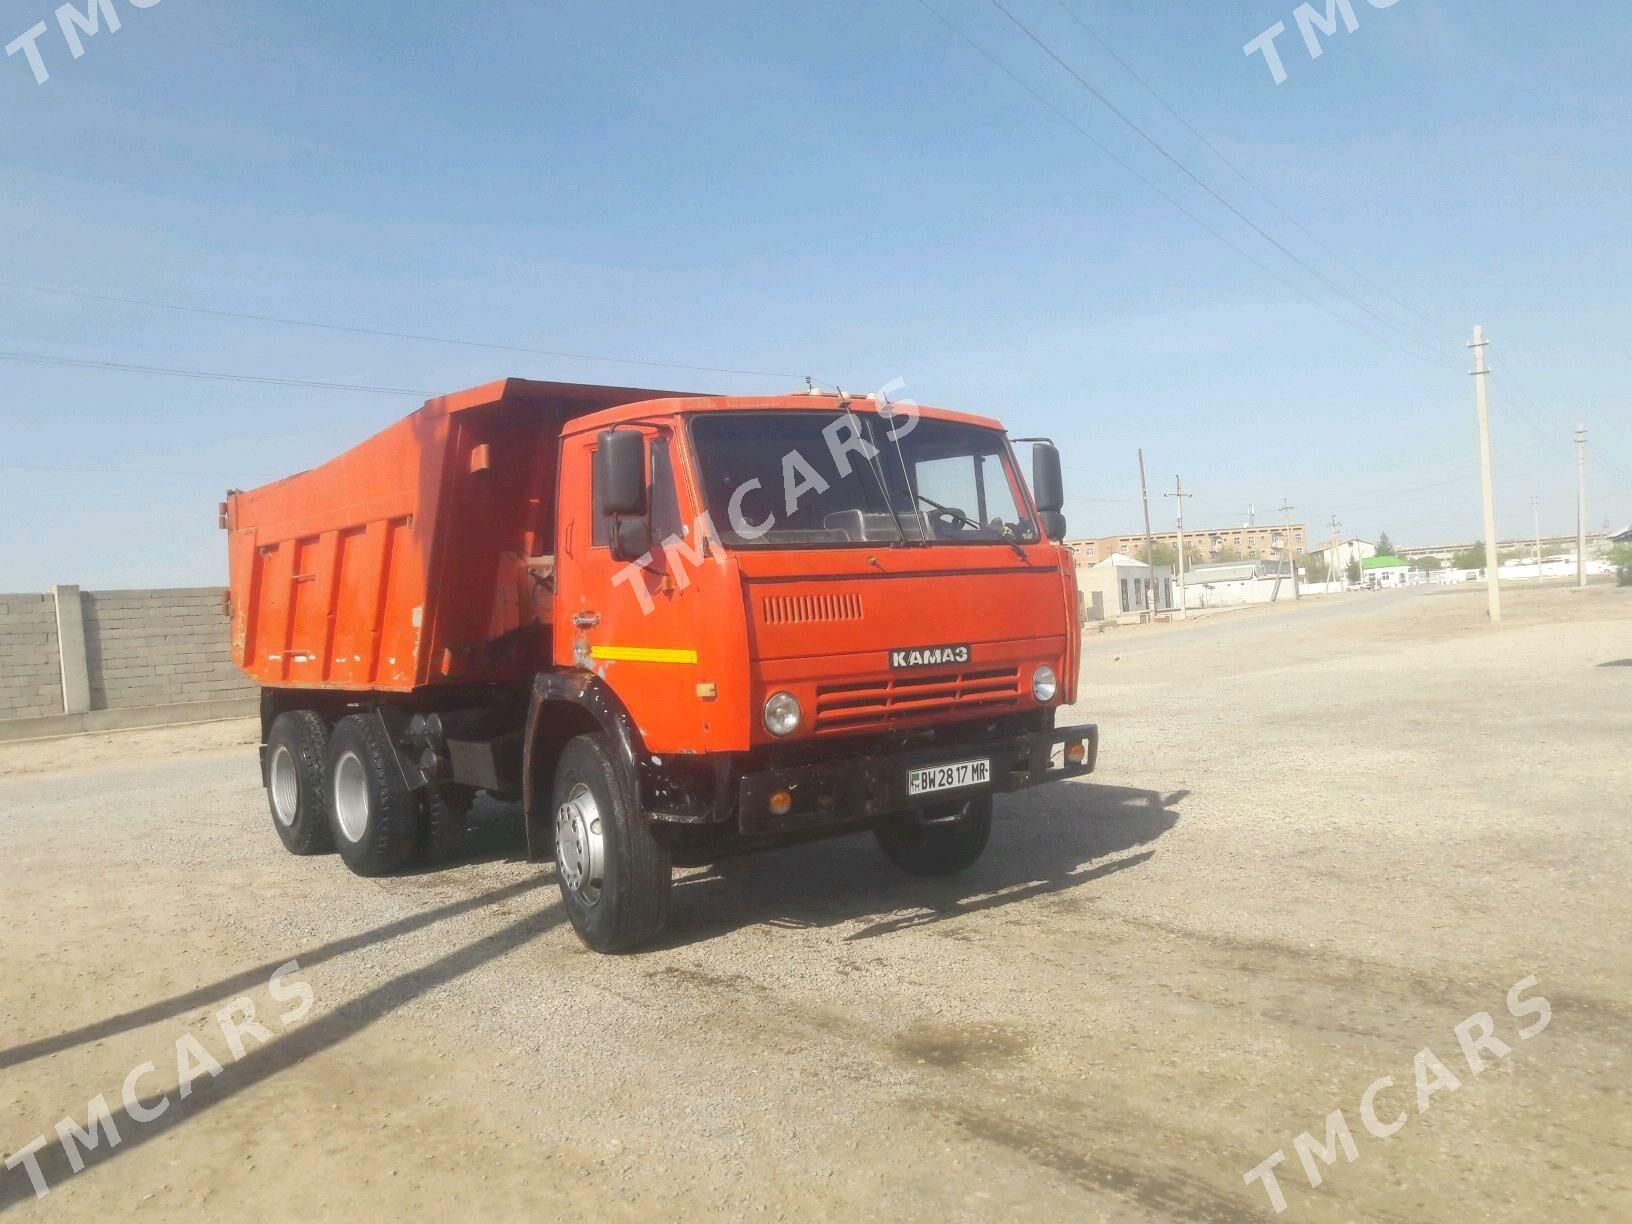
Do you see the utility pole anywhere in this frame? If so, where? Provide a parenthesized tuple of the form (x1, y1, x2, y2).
(1246, 503, 1256, 527)
(1469, 326, 1501, 622)
(1531, 496, 1542, 576)
(1576, 424, 1589, 588)
(1327, 515, 1343, 590)
(1164, 477, 1192, 620)
(1278, 500, 1301, 599)
(1138, 448, 1157, 616)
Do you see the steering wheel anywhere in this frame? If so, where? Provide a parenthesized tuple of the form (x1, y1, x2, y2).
(930, 506, 976, 534)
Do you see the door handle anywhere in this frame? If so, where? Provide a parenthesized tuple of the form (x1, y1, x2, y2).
(572, 611, 601, 629)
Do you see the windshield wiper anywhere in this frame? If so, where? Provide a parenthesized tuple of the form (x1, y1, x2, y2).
(856, 412, 913, 546)
(913, 493, 1028, 559)
(913, 492, 981, 532)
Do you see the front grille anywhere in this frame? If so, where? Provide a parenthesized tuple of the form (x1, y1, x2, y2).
(813, 666, 1022, 733)
(762, 592, 864, 625)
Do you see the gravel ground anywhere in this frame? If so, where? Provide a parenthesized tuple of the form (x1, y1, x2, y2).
(1, 583, 1628, 1221)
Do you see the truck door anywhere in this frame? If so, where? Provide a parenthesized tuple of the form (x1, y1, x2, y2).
(554, 427, 704, 752)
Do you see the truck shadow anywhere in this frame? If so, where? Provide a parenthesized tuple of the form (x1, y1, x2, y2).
(0, 788, 1174, 1206)
(0, 891, 566, 1213)
(0, 876, 546, 1075)
(657, 782, 1185, 949)
(393, 799, 536, 875)
(370, 783, 1180, 950)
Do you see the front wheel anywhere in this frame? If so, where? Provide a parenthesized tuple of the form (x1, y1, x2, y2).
(551, 733, 671, 952)
(875, 793, 993, 877)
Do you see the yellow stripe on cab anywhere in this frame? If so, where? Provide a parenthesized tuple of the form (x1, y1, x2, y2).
(589, 645, 699, 665)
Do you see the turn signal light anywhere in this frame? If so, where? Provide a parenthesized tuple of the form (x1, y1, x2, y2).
(1065, 740, 1087, 766)
(768, 789, 794, 817)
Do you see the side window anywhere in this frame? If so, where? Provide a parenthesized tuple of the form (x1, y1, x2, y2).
(915, 454, 980, 519)
(978, 453, 1011, 527)
(590, 445, 613, 548)
(651, 439, 683, 546)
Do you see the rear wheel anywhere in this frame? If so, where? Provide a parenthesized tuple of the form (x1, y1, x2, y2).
(875, 793, 993, 877)
(551, 733, 671, 952)
(266, 711, 334, 856)
(325, 714, 420, 877)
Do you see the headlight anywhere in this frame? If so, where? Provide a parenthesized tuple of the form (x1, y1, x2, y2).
(1031, 664, 1058, 702)
(763, 691, 802, 737)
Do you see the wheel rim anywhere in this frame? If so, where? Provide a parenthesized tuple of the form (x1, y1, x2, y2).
(555, 783, 605, 905)
(269, 745, 299, 828)
(333, 751, 370, 843)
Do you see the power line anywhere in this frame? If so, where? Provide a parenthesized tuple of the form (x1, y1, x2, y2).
(0, 279, 803, 382)
(1495, 361, 1632, 486)
(1489, 381, 1632, 488)
(1050, 0, 1460, 345)
(981, 0, 1457, 367)
(1442, 328, 1632, 489)
(0, 348, 434, 396)
(913, 0, 1457, 370)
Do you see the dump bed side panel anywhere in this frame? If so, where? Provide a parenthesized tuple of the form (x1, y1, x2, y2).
(416, 405, 558, 688)
(229, 409, 449, 693)
(227, 380, 707, 696)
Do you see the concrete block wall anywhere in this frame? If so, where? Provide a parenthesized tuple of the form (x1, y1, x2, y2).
(82, 589, 255, 710)
(0, 593, 66, 720)
(1, 587, 257, 738)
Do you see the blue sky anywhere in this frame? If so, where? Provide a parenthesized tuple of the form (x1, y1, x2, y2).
(2, 0, 1628, 590)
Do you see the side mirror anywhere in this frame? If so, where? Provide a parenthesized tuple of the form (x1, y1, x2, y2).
(1031, 442, 1064, 514)
(595, 429, 648, 517)
(1039, 510, 1067, 542)
(610, 517, 652, 564)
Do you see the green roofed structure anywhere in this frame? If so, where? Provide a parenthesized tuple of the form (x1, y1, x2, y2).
(1361, 555, 1413, 588)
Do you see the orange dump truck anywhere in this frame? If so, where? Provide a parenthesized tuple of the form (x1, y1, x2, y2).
(225, 378, 1097, 950)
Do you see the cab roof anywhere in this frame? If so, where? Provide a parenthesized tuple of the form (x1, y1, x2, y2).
(566, 393, 1006, 435)
(418, 378, 1007, 435)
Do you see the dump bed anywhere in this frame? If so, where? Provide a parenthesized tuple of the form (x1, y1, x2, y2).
(225, 378, 699, 694)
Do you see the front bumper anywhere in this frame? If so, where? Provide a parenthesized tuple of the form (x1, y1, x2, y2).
(736, 723, 1099, 836)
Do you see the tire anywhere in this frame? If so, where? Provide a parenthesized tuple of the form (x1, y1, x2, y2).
(418, 784, 475, 860)
(875, 793, 993, 877)
(325, 714, 421, 877)
(551, 733, 671, 952)
(266, 711, 334, 856)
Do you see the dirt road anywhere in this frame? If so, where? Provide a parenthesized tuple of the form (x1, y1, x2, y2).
(2, 584, 1628, 1220)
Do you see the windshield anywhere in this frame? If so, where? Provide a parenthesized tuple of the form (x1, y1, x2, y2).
(688, 410, 1038, 549)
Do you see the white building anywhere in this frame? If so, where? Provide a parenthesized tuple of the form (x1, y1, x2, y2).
(1312, 538, 1376, 580)
(1076, 553, 1176, 622)
(1361, 556, 1413, 587)
(1180, 559, 1297, 608)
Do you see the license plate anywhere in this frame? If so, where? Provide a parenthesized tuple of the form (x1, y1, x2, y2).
(906, 758, 991, 797)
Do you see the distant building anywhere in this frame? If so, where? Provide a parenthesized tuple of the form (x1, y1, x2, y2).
(1179, 559, 1297, 608)
(1070, 522, 1307, 565)
(1313, 538, 1376, 575)
(1361, 555, 1413, 588)
(1075, 552, 1175, 621)
(1400, 534, 1602, 564)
